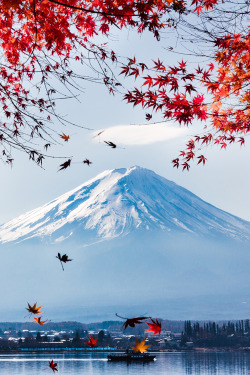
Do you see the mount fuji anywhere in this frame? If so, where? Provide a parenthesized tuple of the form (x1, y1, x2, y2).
(0, 166, 250, 244)
(0, 166, 249, 321)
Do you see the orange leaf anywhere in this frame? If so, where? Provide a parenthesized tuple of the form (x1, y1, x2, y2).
(26, 302, 43, 315)
(60, 133, 70, 142)
(131, 337, 151, 353)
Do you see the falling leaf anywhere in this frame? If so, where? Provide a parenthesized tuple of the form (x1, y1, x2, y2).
(60, 133, 70, 142)
(116, 313, 149, 329)
(131, 337, 151, 353)
(49, 360, 58, 372)
(56, 252, 72, 271)
(104, 140, 116, 148)
(44, 143, 51, 151)
(26, 302, 43, 315)
(146, 318, 161, 335)
(83, 158, 92, 166)
(85, 335, 98, 348)
(58, 159, 71, 171)
(34, 317, 47, 326)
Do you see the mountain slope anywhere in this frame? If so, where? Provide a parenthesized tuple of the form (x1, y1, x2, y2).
(0, 166, 250, 244)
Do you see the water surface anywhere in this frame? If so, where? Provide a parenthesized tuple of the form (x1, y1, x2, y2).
(0, 352, 249, 374)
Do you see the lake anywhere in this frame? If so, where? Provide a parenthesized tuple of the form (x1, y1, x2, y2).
(0, 352, 249, 374)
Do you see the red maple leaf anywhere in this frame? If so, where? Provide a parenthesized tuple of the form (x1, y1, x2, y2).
(172, 158, 180, 168)
(238, 137, 245, 146)
(85, 335, 98, 348)
(146, 318, 162, 335)
(197, 155, 207, 165)
(49, 360, 58, 372)
(142, 75, 154, 88)
(182, 162, 190, 171)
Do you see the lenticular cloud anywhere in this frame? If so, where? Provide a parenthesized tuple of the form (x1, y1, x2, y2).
(92, 123, 187, 146)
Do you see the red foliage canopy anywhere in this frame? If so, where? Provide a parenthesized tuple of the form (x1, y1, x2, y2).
(121, 0, 250, 169)
(0, 0, 175, 164)
(1, 0, 249, 169)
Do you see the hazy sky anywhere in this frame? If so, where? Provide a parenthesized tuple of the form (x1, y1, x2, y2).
(1, 28, 250, 225)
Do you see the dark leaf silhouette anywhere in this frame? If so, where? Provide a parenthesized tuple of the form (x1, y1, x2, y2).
(83, 159, 92, 166)
(58, 159, 71, 171)
(116, 313, 149, 329)
(44, 143, 51, 151)
(56, 252, 72, 271)
(104, 141, 116, 148)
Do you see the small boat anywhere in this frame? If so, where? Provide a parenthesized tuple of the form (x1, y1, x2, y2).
(107, 351, 156, 362)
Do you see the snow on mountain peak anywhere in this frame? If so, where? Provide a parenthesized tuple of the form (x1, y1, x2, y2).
(0, 166, 250, 243)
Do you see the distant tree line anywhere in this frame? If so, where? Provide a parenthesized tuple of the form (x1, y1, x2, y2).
(181, 320, 250, 348)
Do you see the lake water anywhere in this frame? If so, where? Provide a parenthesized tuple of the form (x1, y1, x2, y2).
(0, 352, 249, 374)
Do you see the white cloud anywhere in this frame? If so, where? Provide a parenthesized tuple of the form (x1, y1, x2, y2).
(92, 123, 188, 146)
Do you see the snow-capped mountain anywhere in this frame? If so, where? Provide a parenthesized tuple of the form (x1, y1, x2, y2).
(0, 166, 250, 244)
(0, 166, 250, 321)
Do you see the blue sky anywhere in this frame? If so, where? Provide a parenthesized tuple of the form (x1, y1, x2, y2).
(0, 28, 250, 225)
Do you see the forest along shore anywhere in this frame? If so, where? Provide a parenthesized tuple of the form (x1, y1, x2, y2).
(0, 319, 250, 352)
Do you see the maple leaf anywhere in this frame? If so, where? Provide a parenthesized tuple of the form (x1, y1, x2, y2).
(227, 136, 235, 144)
(142, 75, 153, 88)
(139, 63, 148, 72)
(201, 134, 213, 145)
(85, 335, 98, 348)
(172, 158, 180, 168)
(44, 143, 51, 151)
(202, 70, 211, 81)
(104, 141, 116, 148)
(196, 65, 203, 74)
(208, 63, 214, 72)
(145, 113, 152, 121)
(49, 360, 58, 372)
(58, 159, 71, 171)
(238, 137, 245, 146)
(182, 162, 190, 171)
(146, 318, 162, 335)
(179, 60, 187, 70)
(60, 133, 70, 142)
(153, 59, 166, 72)
(26, 302, 43, 315)
(34, 317, 48, 325)
(185, 84, 196, 95)
(56, 253, 72, 271)
(131, 337, 151, 353)
(197, 155, 207, 165)
(116, 314, 149, 329)
(128, 57, 136, 66)
(129, 67, 140, 79)
(83, 158, 92, 165)
(120, 66, 130, 77)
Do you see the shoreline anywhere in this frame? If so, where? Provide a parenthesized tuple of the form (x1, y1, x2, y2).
(0, 348, 249, 354)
